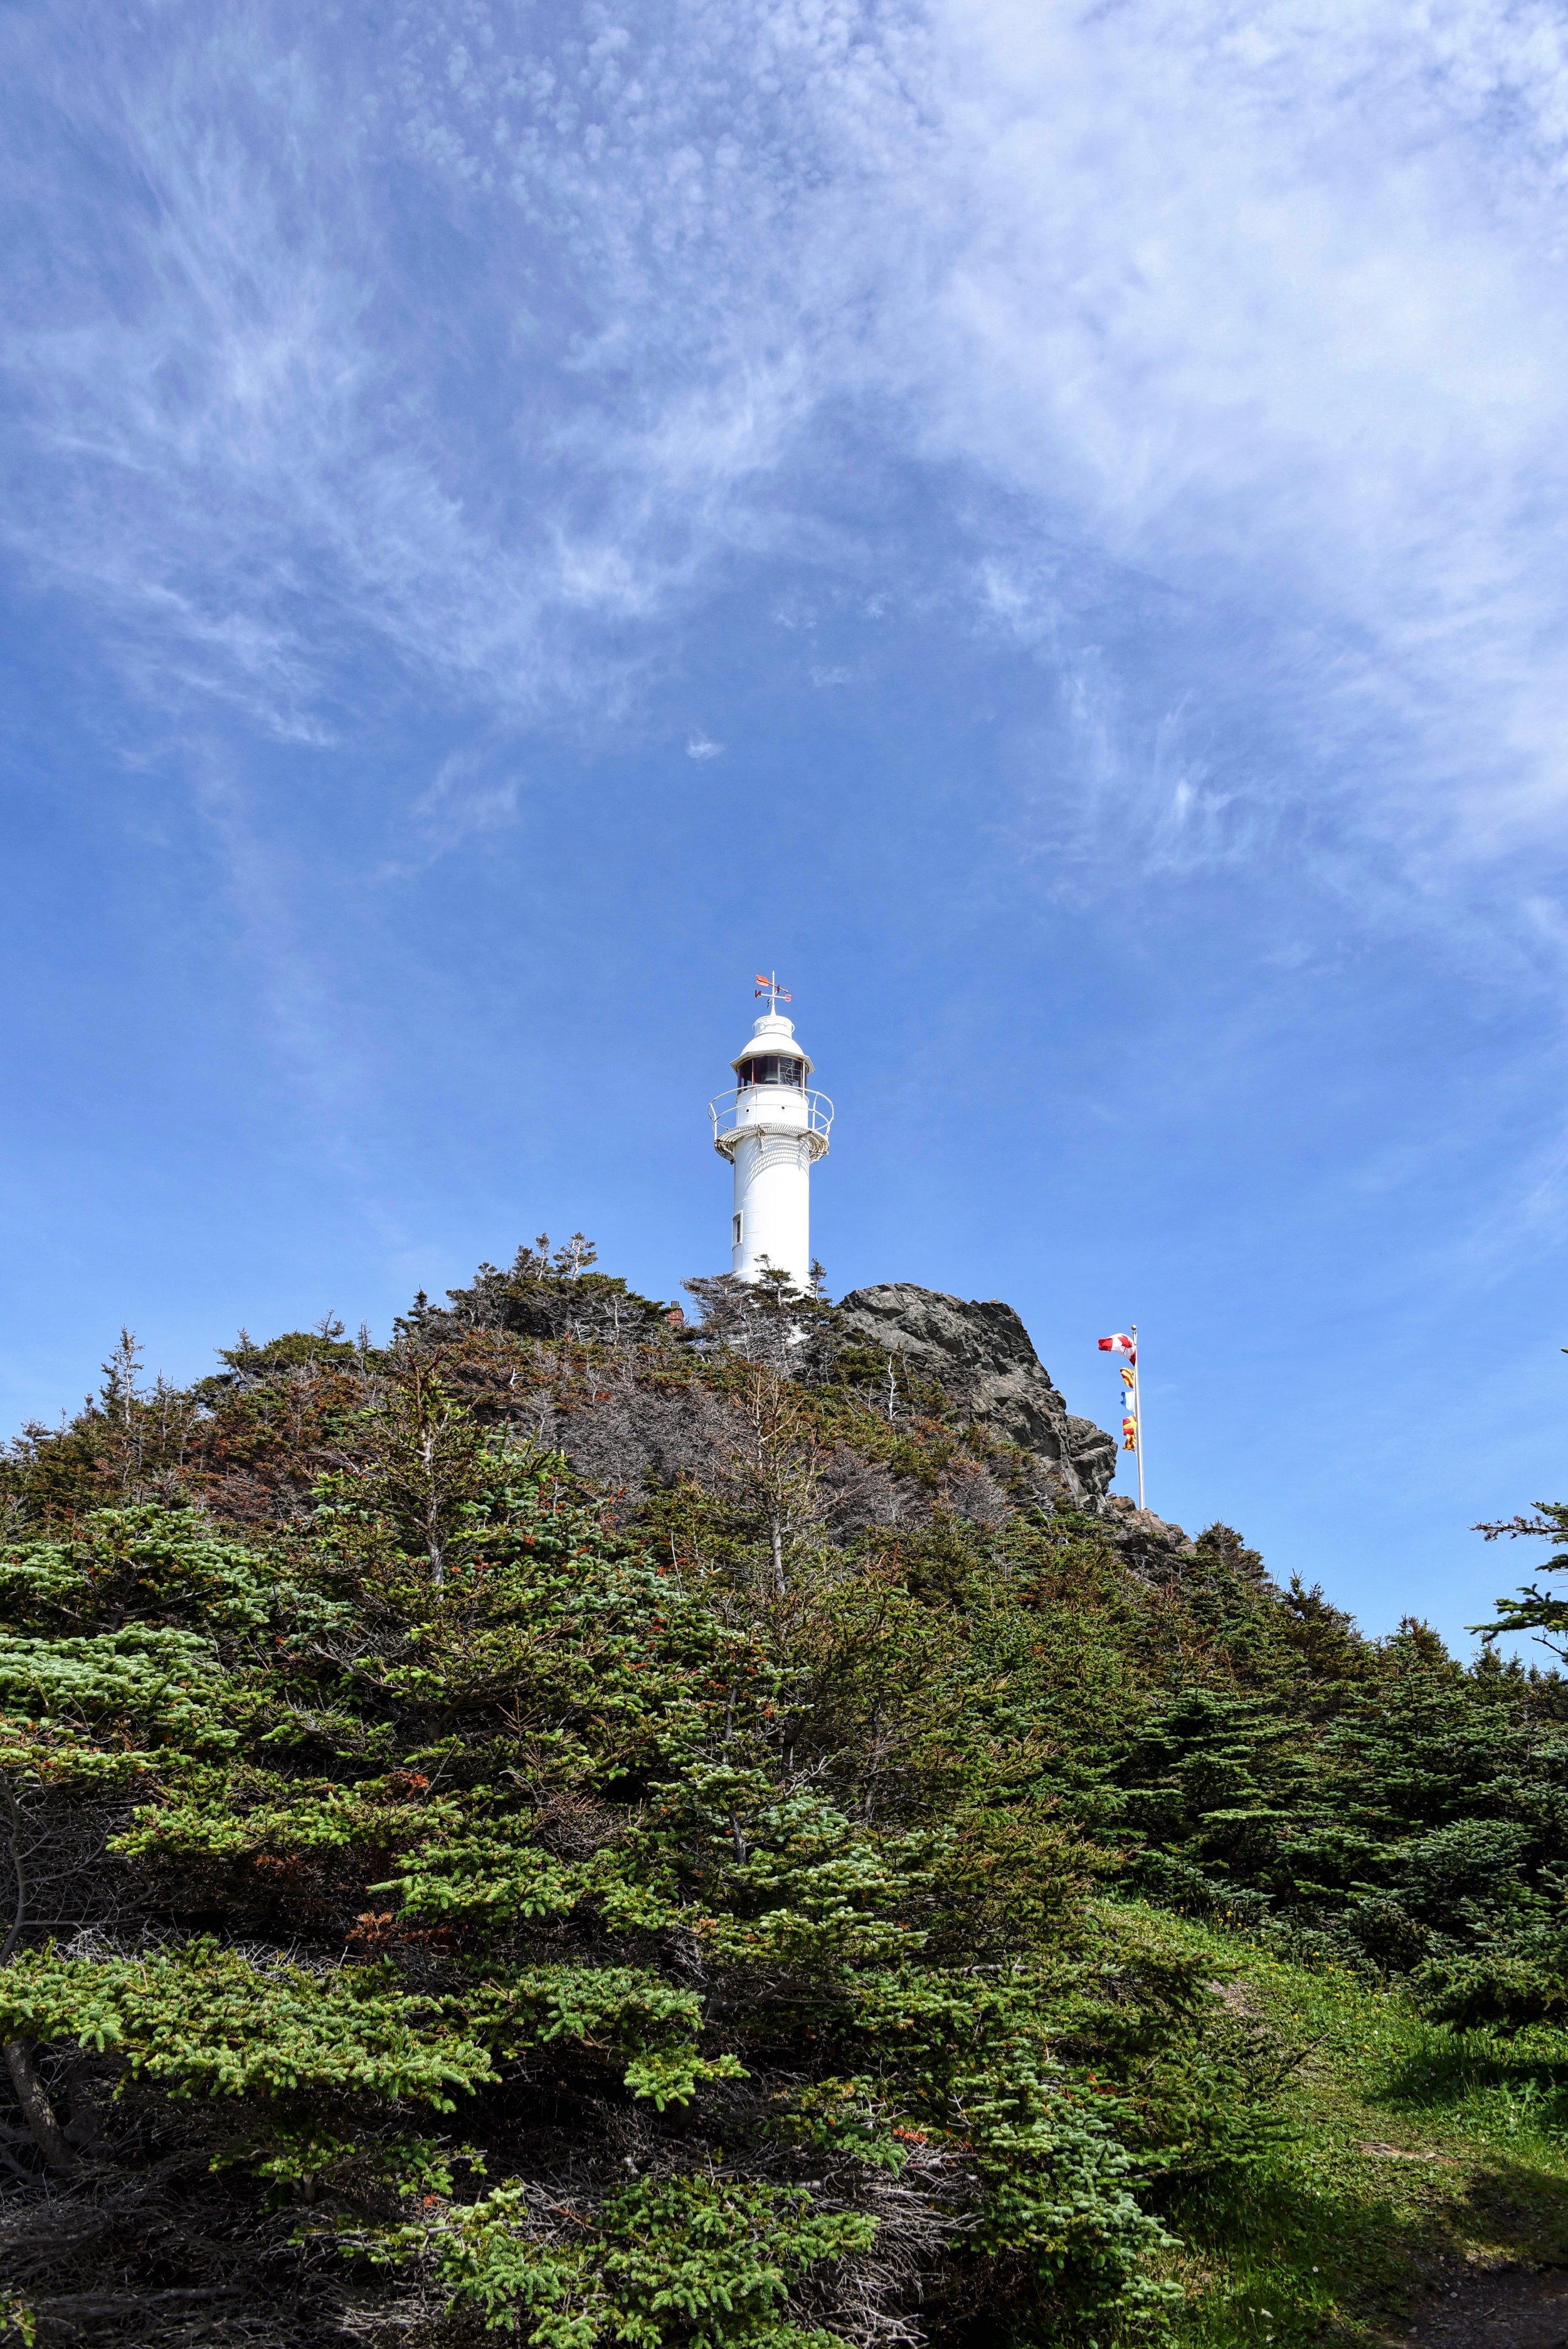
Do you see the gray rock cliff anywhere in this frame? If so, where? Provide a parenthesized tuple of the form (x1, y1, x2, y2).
(835, 1281, 1118, 1507)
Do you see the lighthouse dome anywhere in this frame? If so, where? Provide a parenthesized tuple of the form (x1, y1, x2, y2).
(730, 1012, 814, 1079)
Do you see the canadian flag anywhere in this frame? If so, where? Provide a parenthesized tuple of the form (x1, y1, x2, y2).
(1098, 1333, 1135, 1358)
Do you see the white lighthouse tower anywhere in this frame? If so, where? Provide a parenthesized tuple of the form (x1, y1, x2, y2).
(709, 975, 832, 1290)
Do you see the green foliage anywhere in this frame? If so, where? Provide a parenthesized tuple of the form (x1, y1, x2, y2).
(13, 1259, 1568, 2341)
(0, 1501, 279, 1633)
(400, 2173, 874, 2346)
(217, 1327, 368, 1376)
(0, 1621, 236, 1786)
(1473, 1501, 1568, 1657)
(0, 1941, 496, 2104)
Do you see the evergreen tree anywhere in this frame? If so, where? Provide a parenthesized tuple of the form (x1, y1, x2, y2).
(4, 1244, 1565, 2338)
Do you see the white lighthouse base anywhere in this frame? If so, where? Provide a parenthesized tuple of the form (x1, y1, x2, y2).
(731, 1130, 813, 1288)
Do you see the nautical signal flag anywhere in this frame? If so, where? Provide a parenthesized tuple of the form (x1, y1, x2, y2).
(1100, 1325, 1143, 1503)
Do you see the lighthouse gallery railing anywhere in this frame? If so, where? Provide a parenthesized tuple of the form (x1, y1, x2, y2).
(709, 1088, 834, 1155)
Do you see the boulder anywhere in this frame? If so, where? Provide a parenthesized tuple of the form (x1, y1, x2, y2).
(1098, 1493, 1198, 1576)
(835, 1282, 1117, 1505)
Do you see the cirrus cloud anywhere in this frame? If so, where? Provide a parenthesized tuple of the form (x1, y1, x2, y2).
(3, 0, 1567, 891)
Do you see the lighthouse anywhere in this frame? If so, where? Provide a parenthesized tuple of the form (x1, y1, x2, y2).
(709, 976, 832, 1289)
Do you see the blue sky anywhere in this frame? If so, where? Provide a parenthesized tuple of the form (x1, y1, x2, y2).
(4, 0, 1568, 1650)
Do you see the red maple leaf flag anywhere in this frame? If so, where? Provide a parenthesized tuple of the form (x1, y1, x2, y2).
(1098, 1332, 1135, 1358)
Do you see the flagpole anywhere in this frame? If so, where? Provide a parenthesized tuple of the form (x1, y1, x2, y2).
(1133, 1322, 1145, 1512)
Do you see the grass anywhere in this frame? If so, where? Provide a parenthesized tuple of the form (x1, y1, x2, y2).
(1133, 1911, 1568, 2346)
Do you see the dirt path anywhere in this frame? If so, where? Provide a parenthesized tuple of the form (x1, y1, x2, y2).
(1404, 2271, 1568, 2345)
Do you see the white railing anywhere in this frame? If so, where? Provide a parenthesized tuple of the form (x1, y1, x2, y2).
(709, 1087, 834, 1153)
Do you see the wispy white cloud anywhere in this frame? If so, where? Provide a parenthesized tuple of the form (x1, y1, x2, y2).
(186, 758, 375, 1175)
(911, 0, 1568, 873)
(6, 0, 1568, 896)
(410, 745, 527, 854)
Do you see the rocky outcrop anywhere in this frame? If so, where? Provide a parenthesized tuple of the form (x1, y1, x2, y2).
(1064, 1414, 1119, 1503)
(1097, 1493, 1199, 1576)
(835, 1282, 1118, 1507)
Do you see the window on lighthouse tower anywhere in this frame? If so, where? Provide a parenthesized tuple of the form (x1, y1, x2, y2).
(738, 1054, 805, 1088)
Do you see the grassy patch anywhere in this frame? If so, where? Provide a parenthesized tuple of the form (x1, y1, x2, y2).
(1133, 1910, 1568, 2345)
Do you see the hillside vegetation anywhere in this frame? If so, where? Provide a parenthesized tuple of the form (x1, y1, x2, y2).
(3, 1246, 1568, 2347)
